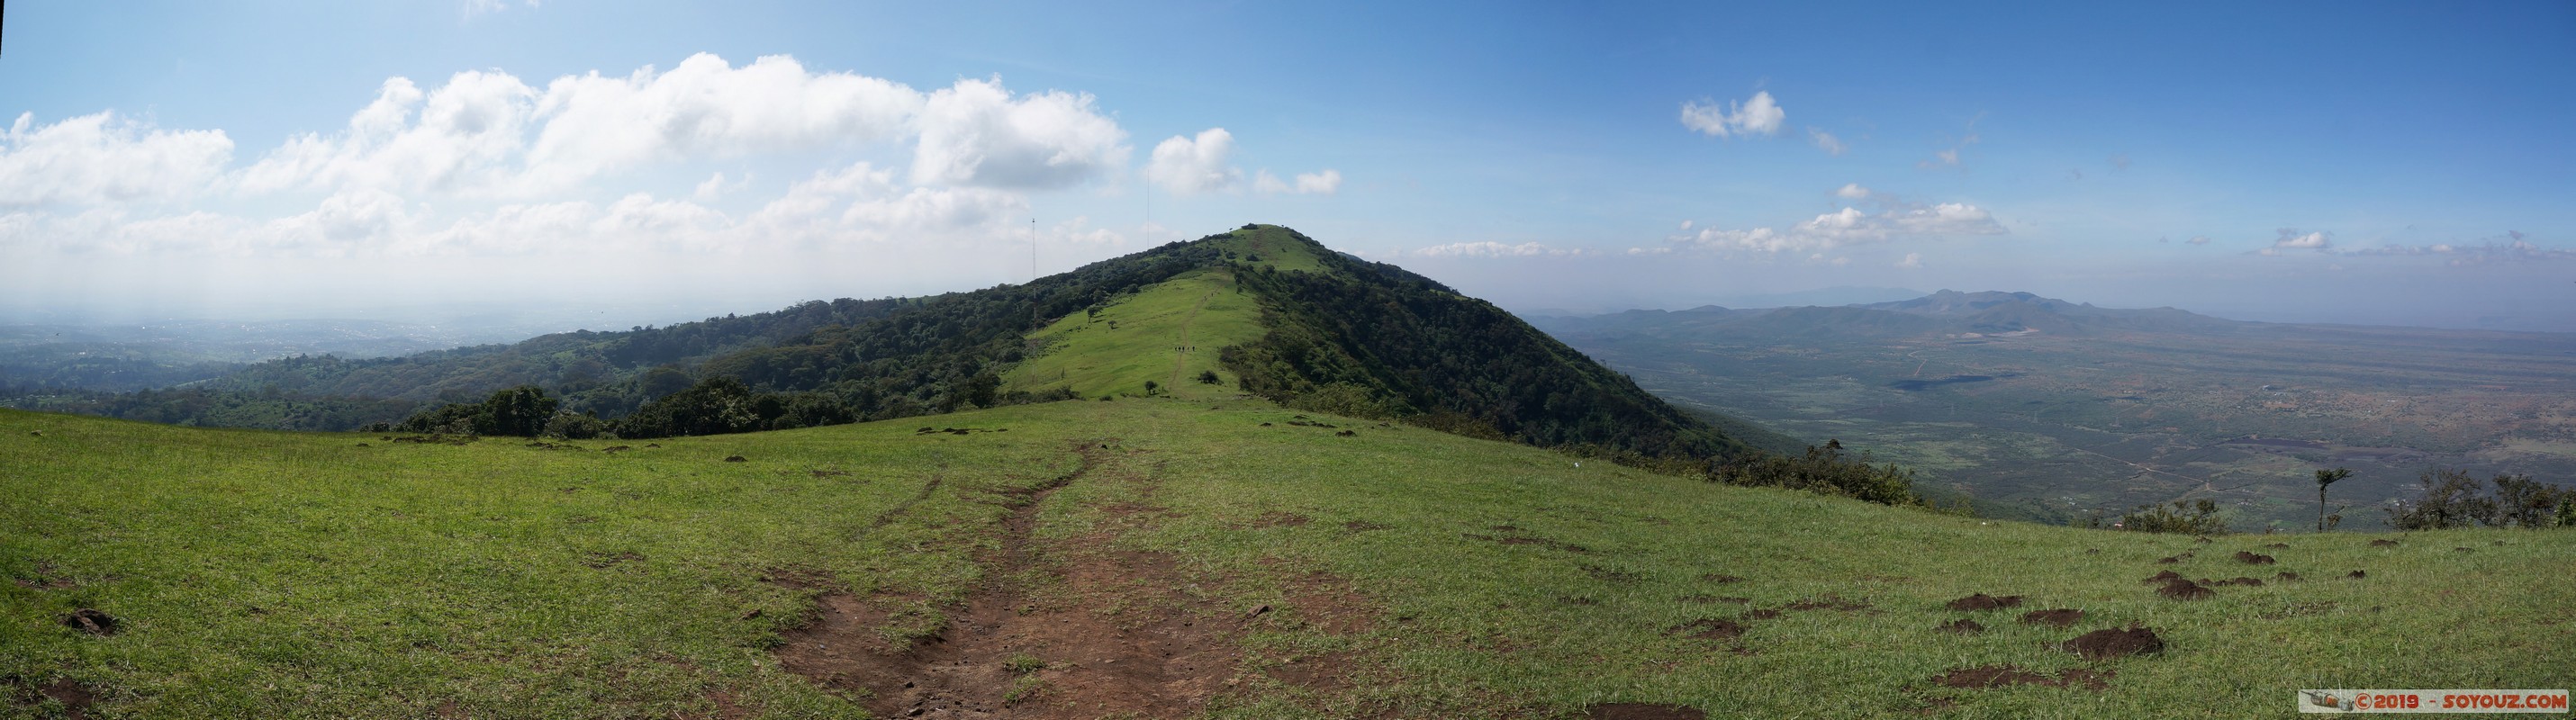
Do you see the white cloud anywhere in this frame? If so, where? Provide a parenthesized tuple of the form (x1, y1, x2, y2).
(1919, 115, 1984, 169)
(239, 73, 541, 195)
(1147, 128, 1241, 195)
(1253, 167, 1342, 196)
(1897, 252, 1923, 269)
(0, 112, 234, 207)
(1679, 91, 1785, 139)
(909, 76, 1127, 189)
(1808, 128, 1848, 155)
(1656, 185, 2005, 256)
(239, 55, 1127, 199)
(1293, 169, 1342, 195)
(692, 171, 751, 201)
(1050, 216, 1125, 248)
(1415, 241, 1577, 258)
(2185, 235, 2211, 246)
(2257, 229, 2332, 255)
(528, 53, 921, 190)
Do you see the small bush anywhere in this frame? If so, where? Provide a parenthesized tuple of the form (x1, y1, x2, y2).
(2118, 499, 2230, 535)
(1712, 439, 1919, 507)
(1196, 369, 1222, 384)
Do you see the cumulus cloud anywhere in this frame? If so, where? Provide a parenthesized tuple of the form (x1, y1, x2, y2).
(236, 55, 1127, 199)
(1415, 241, 1579, 258)
(240, 73, 540, 196)
(1645, 184, 2005, 256)
(0, 112, 235, 207)
(2255, 228, 2332, 255)
(1808, 128, 1848, 155)
(1147, 128, 1241, 195)
(1253, 168, 1342, 196)
(1897, 252, 1923, 269)
(909, 76, 1127, 189)
(2185, 235, 2211, 246)
(528, 53, 922, 189)
(1679, 91, 1785, 139)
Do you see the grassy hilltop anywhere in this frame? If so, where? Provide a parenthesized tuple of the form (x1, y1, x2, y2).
(5, 401, 2570, 718)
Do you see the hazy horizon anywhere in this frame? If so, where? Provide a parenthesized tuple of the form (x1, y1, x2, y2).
(4, 2, 2571, 334)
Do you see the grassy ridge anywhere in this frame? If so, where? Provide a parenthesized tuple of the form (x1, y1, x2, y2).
(1003, 267, 1266, 401)
(5, 403, 2571, 717)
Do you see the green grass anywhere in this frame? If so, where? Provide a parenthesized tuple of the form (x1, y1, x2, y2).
(1203, 224, 1331, 274)
(1004, 266, 1267, 401)
(4, 402, 2570, 718)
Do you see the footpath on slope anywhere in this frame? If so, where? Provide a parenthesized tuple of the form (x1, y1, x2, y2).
(770, 436, 1374, 718)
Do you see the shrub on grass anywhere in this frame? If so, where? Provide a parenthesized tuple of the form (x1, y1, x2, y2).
(2117, 499, 2231, 535)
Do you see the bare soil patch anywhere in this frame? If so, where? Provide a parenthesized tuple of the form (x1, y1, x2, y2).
(2060, 626, 2165, 660)
(6, 676, 95, 719)
(1935, 618, 1985, 634)
(1931, 664, 2111, 691)
(1945, 593, 2024, 611)
(60, 608, 117, 636)
(1667, 618, 1746, 641)
(1784, 595, 1870, 612)
(1586, 703, 1708, 720)
(1341, 520, 1391, 533)
(2234, 551, 2276, 564)
(2156, 579, 2214, 600)
(772, 443, 1336, 718)
(2019, 608, 2084, 628)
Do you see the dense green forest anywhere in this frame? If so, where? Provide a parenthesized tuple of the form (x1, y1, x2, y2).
(1217, 238, 1758, 462)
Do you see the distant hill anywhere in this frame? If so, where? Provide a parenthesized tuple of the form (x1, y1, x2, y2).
(1527, 290, 2244, 341)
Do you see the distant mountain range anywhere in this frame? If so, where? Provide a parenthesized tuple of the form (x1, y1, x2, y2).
(1530, 289, 2247, 339)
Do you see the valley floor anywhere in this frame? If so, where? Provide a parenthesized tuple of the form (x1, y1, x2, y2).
(3, 402, 2570, 718)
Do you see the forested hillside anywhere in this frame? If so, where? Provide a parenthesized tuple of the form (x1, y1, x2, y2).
(17, 225, 1785, 467)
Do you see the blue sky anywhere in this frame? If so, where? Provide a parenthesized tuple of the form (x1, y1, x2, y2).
(2, 1, 2571, 329)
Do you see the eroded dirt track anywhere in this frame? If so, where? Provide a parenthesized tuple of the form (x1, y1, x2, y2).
(773, 441, 1268, 718)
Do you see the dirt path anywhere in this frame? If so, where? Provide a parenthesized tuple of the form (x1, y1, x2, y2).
(1167, 288, 1216, 392)
(774, 443, 1252, 718)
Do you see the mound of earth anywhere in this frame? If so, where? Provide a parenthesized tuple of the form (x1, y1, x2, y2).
(2061, 626, 2165, 659)
(2156, 579, 2214, 600)
(2234, 551, 2275, 564)
(1936, 619, 1986, 634)
(1946, 593, 2025, 611)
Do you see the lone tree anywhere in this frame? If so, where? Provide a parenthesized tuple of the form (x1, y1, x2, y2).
(2315, 467, 2354, 532)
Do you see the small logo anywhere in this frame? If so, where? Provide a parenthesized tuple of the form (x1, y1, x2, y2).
(2302, 690, 2356, 713)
